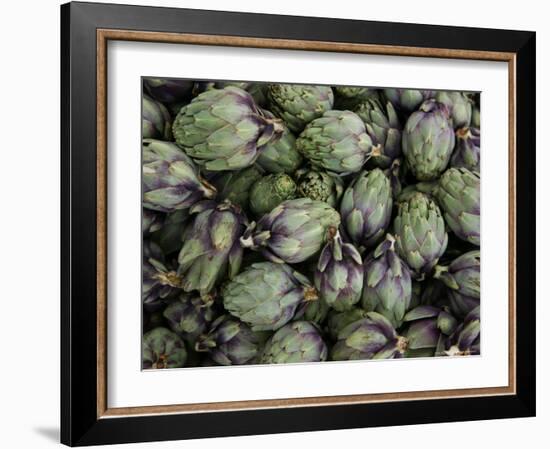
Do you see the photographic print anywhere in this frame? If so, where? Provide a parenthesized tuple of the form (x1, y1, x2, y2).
(141, 79, 481, 370)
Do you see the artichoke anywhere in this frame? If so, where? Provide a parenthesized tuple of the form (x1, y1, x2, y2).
(314, 228, 363, 312)
(334, 86, 373, 99)
(434, 250, 480, 318)
(331, 312, 408, 360)
(142, 94, 172, 140)
(296, 110, 373, 174)
(355, 97, 402, 168)
(152, 209, 190, 255)
(340, 169, 393, 251)
(435, 91, 473, 128)
(144, 77, 194, 104)
(143, 240, 181, 308)
(260, 321, 327, 364)
(472, 106, 480, 128)
(383, 88, 434, 112)
(210, 165, 264, 209)
(435, 168, 480, 245)
(402, 99, 455, 181)
(194, 81, 268, 107)
(143, 209, 164, 236)
(163, 293, 219, 344)
(266, 84, 334, 133)
(195, 315, 264, 365)
(223, 262, 319, 331)
(142, 327, 187, 369)
(362, 234, 412, 328)
(451, 127, 480, 172)
(240, 198, 341, 264)
(177, 200, 247, 295)
(249, 173, 297, 217)
(445, 306, 480, 356)
(326, 307, 369, 340)
(295, 296, 330, 324)
(256, 115, 303, 174)
(295, 167, 344, 207)
(393, 192, 448, 275)
(173, 86, 284, 171)
(142, 139, 217, 212)
(403, 305, 458, 357)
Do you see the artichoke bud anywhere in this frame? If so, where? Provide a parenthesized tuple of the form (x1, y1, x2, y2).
(249, 173, 297, 217)
(444, 306, 480, 356)
(295, 167, 344, 207)
(451, 127, 480, 172)
(142, 327, 187, 369)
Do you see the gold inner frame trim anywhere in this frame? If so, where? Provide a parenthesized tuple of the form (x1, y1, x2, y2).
(96, 28, 517, 419)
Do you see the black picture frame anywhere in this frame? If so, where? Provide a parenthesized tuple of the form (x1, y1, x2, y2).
(61, 1, 536, 446)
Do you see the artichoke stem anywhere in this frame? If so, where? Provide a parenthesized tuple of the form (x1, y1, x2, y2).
(303, 286, 319, 302)
(396, 336, 409, 353)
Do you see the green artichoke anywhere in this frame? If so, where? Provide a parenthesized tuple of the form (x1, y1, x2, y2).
(240, 198, 341, 264)
(296, 110, 373, 174)
(334, 86, 373, 99)
(266, 84, 334, 133)
(260, 321, 327, 364)
(142, 94, 172, 140)
(194, 81, 268, 107)
(435, 168, 480, 245)
(256, 114, 303, 174)
(435, 91, 473, 128)
(223, 262, 319, 331)
(295, 167, 344, 207)
(163, 293, 219, 344)
(340, 169, 393, 250)
(195, 315, 264, 365)
(143, 240, 181, 309)
(451, 127, 480, 172)
(362, 234, 412, 328)
(314, 228, 363, 312)
(249, 173, 297, 217)
(142, 327, 187, 369)
(393, 192, 448, 275)
(173, 86, 284, 171)
(142, 139, 217, 212)
(210, 165, 264, 209)
(402, 100, 455, 181)
(326, 307, 369, 341)
(331, 312, 408, 360)
(144, 77, 193, 104)
(355, 97, 402, 168)
(472, 106, 480, 128)
(445, 306, 480, 356)
(143, 209, 164, 236)
(177, 200, 247, 295)
(383, 89, 434, 112)
(151, 209, 189, 255)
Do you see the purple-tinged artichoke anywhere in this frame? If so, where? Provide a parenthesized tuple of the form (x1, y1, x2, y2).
(451, 127, 480, 172)
(195, 315, 264, 365)
(142, 209, 164, 236)
(326, 308, 369, 341)
(260, 321, 327, 364)
(256, 113, 303, 174)
(445, 306, 480, 356)
(240, 198, 341, 264)
(296, 110, 373, 174)
(383, 88, 434, 112)
(314, 228, 363, 312)
(266, 84, 334, 133)
(142, 327, 187, 369)
(402, 100, 455, 181)
(143, 240, 181, 309)
(331, 312, 408, 360)
(385, 158, 404, 199)
(434, 250, 480, 318)
(295, 167, 344, 208)
(142, 139, 217, 212)
(177, 200, 247, 295)
(142, 94, 172, 140)
(340, 169, 393, 251)
(403, 305, 458, 357)
(249, 174, 297, 217)
(163, 293, 219, 344)
(393, 192, 448, 276)
(435, 168, 480, 246)
(362, 234, 412, 328)
(210, 165, 264, 209)
(435, 91, 473, 129)
(173, 87, 284, 171)
(144, 78, 194, 104)
(222, 262, 319, 331)
(295, 296, 330, 324)
(194, 81, 268, 107)
(355, 97, 402, 168)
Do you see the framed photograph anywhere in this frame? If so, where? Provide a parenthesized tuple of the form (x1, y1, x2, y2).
(61, 1, 536, 446)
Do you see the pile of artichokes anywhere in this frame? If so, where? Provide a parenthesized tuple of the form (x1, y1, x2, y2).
(141, 79, 481, 369)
